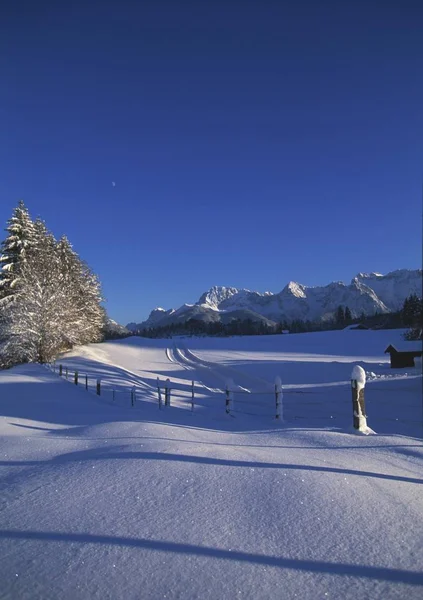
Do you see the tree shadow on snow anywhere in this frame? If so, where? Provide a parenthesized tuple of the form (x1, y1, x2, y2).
(0, 528, 422, 585)
(1, 447, 422, 485)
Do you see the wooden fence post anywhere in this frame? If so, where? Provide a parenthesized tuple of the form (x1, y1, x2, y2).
(112, 389, 115, 402)
(225, 379, 234, 414)
(351, 365, 369, 432)
(131, 386, 135, 407)
(59, 364, 63, 376)
(275, 376, 283, 420)
(96, 379, 101, 396)
(157, 377, 162, 410)
(225, 384, 231, 414)
(191, 380, 195, 411)
(351, 379, 359, 430)
(74, 371, 78, 385)
(65, 367, 68, 380)
(165, 379, 171, 406)
(85, 374, 88, 390)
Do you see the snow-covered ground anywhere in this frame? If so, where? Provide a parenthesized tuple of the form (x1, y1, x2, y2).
(1, 329, 422, 599)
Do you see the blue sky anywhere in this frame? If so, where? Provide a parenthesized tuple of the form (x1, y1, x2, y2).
(1, 0, 422, 324)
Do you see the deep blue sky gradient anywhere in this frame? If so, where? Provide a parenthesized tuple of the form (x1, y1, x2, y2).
(1, 0, 422, 323)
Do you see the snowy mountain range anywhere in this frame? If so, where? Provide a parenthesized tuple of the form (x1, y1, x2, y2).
(104, 318, 131, 338)
(127, 269, 422, 330)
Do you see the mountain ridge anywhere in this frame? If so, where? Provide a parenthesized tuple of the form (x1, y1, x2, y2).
(127, 269, 422, 331)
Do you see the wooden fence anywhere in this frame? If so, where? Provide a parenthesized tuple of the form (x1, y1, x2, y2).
(45, 362, 421, 433)
(47, 362, 286, 418)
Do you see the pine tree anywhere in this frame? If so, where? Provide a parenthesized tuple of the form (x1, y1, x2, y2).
(402, 294, 422, 327)
(402, 296, 410, 326)
(344, 306, 352, 324)
(55, 236, 105, 347)
(75, 260, 105, 344)
(0, 200, 36, 304)
(1, 220, 62, 363)
(335, 305, 345, 327)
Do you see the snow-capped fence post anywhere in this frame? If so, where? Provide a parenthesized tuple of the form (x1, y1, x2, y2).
(275, 376, 283, 420)
(157, 377, 162, 410)
(165, 379, 171, 406)
(85, 374, 88, 390)
(351, 366, 368, 432)
(59, 364, 63, 376)
(191, 380, 195, 411)
(74, 371, 78, 385)
(96, 379, 101, 396)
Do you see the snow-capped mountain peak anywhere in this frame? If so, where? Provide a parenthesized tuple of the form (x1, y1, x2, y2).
(128, 269, 422, 330)
(198, 286, 241, 309)
(353, 269, 422, 311)
(283, 281, 307, 298)
(356, 272, 384, 279)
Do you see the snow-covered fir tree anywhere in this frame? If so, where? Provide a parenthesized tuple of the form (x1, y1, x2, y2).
(1, 220, 62, 363)
(0, 200, 36, 305)
(0, 204, 106, 365)
(55, 236, 105, 348)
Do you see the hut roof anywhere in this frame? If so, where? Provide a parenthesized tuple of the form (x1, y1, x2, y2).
(384, 342, 423, 354)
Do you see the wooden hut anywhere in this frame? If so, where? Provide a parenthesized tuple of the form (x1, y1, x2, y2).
(384, 343, 423, 368)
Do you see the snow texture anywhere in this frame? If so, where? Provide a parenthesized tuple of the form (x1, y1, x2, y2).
(1, 328, 422, 599)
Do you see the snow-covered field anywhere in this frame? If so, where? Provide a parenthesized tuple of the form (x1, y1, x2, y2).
(1, 329, 422, 599)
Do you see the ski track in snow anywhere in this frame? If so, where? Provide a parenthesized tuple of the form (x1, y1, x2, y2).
(169, 343, 275, 394)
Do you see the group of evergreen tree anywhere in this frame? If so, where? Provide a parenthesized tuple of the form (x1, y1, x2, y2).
(0, 201, 105, 367)
(334, 305, 353, 327)
(138, 317, 278, 339)
(136, 306, 359, 339)
(286, 306, 355, 334)
(402, 293, 423, 340)
(401, 294, 422, 327)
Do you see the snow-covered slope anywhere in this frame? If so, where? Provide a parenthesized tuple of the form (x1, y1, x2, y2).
(272, 278, 389, 321)
(354, 269, 423, 311)
(131, 269, 421, 330)
(198, 286, 240, 309)
(103, 318, 131, 338)
(127, 307, 175, 331)
(1, 330, 422, 599)
(132, 300, 277, 330)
